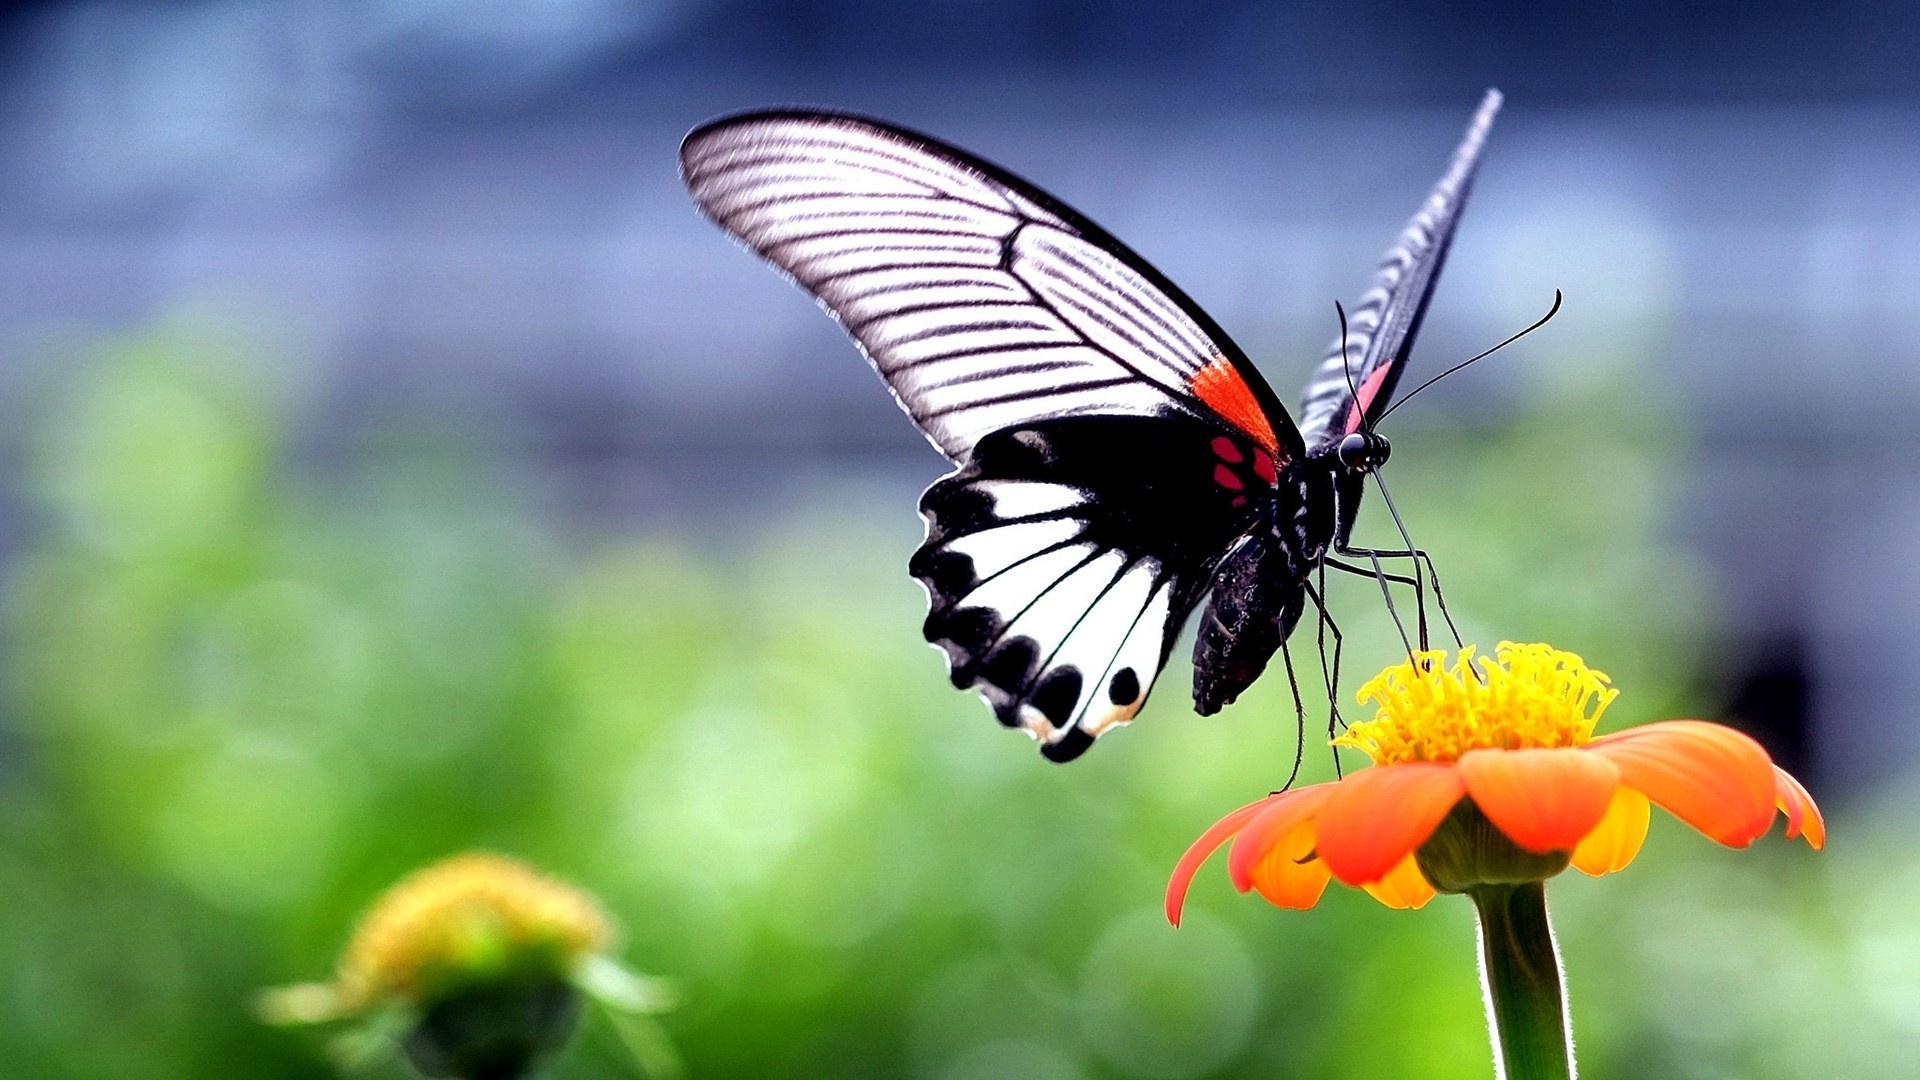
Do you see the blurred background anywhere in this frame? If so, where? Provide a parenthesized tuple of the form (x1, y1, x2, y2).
(1, 1, 1916, 1077)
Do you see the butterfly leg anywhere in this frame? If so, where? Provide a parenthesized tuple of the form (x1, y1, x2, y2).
(1271, 640, 1308, 794)
(1334, 544, 1464, 653)
(1302, 576, 1349, 778)
(1318, 544, 1419, 657)
(1322, 557, 1418, 591)
(1308, 563, 1348, 729)
(1323, 552, 1429, 650)
(1320, 553, 1428, 645)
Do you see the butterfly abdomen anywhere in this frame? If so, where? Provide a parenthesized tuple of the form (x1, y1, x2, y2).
(1192, 528, 1316, 715)
(1191, 463, 1333, 715)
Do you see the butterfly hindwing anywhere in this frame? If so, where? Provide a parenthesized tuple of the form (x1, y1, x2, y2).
(679, 110, 1301, 464)
(1296, 89, 1503, 454)
(913, 416, 1289, 760)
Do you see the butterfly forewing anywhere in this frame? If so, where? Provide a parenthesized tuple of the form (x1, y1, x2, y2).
(1296, 89, 1502, 453)
(679, 110, 1299, 464)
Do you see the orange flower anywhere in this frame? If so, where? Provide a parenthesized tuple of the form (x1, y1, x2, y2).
(1167, 643, 1824, 924)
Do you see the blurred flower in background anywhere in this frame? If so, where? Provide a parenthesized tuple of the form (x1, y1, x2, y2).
(261, 852, 679, 1080)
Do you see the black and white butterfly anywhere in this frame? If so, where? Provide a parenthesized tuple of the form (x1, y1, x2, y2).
(680, 90, 1504, 762)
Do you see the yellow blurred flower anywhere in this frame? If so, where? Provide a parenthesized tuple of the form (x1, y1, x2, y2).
(337, 852, 612, 1011)
(262, 852, 679, 1080)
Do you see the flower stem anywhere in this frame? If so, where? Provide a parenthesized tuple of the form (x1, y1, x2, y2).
(1470, 882, 1574, 1080)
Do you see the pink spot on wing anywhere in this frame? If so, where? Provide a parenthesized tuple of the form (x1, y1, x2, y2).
(1213, 464, 1244, 490)
(1230, 495, 1247, 508)
(1210, 436, 1243, 463)
(1344, 364, 1397, 436)
(1251, 451, 1278, 485)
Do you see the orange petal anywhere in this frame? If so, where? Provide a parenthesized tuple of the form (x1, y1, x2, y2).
(1587, 721, 1777, 847)
(1570, 787, 1651, 876)
(1362, 854, 1437, 910)
(1457, 748, 1620, 854)
(1227, 785, 1334, 891)
(1165, 797, 1276, 927)
(1243, 817, 1334, 910)
(1774, 766, 1826, 850)
(1774, 768, 1805, 840)
(1316, 762, 1466, 886)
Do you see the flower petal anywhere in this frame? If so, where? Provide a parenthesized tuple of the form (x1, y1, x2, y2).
(1243, 817, 1334, 910)
(1362, 854, 1437, 910)
(1587, 721, 1777, 847)
(1773, 766, 1825, 849)
(1570, 787, 1651, 876)
(1227, 785, 1334, 892)
(1457, 748, 1620, 854)
(1316, 762, 1466, 885)
(1165, 797, 1274, 927)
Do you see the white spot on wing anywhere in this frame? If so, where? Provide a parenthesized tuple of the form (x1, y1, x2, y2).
(950, 543, 1093, 623)
(1071, 570, 1173, 736)
(945, 518, 1081, 582)
(978, 481, 1084, 519)
(998, 549, 1127, 653)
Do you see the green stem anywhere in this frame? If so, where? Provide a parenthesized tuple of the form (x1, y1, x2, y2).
(1470, 882, 1574, 1080)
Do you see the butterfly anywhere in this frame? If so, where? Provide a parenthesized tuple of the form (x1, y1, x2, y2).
(680, 89, 1503, 762)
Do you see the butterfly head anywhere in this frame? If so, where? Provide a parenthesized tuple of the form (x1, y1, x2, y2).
(1336, 430, 1391, 474)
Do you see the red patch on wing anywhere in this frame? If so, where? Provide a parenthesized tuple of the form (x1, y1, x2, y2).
(1212, 463, 1244, 490)
(1191, 356, 1280, 453)
(1251, 450, 1278, 485)
(1343, 363, 1397, 437)
(1209, 436, 1243, 463)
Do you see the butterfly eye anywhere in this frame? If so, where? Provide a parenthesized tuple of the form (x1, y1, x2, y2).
(1337, 432, 1392, 472)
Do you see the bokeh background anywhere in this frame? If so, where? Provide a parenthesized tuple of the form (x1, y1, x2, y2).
(2, 2, 1917, 1077)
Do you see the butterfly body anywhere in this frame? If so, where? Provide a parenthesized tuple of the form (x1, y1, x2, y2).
(1191, 447, 1343, 719)
(681, 91, 1502, 761)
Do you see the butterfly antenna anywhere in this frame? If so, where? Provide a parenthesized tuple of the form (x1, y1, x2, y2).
(1336, 300, 1363, 428)
(1356, 292, 1560, 663)
(1335, 298, 1426, 654)
(1376, 289, 1562, 424)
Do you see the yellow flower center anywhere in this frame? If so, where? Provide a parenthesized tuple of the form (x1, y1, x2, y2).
(1333, 642, 1617, 765)
(338, 852, 613, 1010)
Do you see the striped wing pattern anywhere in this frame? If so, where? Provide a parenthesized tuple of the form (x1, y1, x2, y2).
(678, 110, 1293, 463)
(1296, 89, 1503, 454)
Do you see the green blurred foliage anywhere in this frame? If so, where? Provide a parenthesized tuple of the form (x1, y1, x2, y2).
(0, 324, 1900, 1078)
